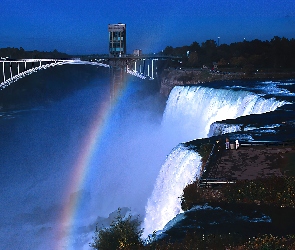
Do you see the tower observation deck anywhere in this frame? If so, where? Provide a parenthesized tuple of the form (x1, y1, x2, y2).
(108, 23, 126, 58)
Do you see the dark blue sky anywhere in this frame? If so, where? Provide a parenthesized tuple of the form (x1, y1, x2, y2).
(0, 0, 294, 55)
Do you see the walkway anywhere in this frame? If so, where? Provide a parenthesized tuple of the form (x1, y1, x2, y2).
(200, 141, 295, 186)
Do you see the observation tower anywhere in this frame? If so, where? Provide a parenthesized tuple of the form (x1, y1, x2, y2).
(108, 23, 126, 57)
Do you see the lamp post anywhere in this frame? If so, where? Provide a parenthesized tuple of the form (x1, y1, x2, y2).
(217, 37, 220, 46)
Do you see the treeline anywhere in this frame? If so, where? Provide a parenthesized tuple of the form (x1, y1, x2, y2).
(162, 36, 295, 71)
(0, 47, 70, 59)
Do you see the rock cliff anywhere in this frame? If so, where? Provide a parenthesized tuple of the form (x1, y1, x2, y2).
(159, 68, 295, 97)
(159, 68, 243, 96)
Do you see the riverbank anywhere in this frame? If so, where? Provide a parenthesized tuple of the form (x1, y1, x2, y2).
(159, 68, 295, 96)
(201, 141, 295, 183)
(156, 142, 295, 249)
(154, 75, 295, 248)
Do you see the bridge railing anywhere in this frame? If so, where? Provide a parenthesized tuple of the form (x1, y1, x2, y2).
(0, 59, 74, 90)
(0, 57, 160, 90)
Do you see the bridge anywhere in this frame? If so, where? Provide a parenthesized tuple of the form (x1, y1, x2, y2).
(0, 55, 175, 90)
(0, 59, 109, 90)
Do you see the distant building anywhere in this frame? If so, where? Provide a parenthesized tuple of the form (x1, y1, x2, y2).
(108, 23, 126, 57)
(133, 49, 142, 56)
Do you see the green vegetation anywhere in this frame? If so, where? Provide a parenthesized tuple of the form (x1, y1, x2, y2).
(0, 47, 70, 59)
(161, 36, 295, 71)
(181, 176, 295, 211)
(90, 218, 295, 249)
(90, 208, 143, 250)
(146, 233, 295, 250)
(91, 175, 295, 249)
(228, 234, 295, 250)
(145, 232, 242, 249)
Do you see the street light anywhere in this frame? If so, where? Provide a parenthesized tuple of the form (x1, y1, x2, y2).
(217, 37, 220, 46)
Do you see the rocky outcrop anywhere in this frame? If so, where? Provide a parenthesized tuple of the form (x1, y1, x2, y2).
(159, 68, 241, 97)
(159, 68, 295, 97)
(160, 69, 204, 96)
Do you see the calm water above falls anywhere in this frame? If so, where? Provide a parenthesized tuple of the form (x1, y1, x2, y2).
(0, 65, 294, 249)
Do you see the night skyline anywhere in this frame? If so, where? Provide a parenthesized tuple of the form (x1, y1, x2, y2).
(0, 0, 294, 55)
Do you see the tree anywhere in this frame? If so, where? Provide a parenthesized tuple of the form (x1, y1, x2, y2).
(201, 39, 218, 64)
(188, 51, 199, 66)
(190, 41, 201, 52)
(163, 46, 174, 56)
(230, 56, 247, 68)
(90, 208, 144, 250)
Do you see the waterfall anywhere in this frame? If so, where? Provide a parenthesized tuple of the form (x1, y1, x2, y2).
(143, 144, 202, 237)
(143, 85, 288, 237)
(161, 86, 288, 142)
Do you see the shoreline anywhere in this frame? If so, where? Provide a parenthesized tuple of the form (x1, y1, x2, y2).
(159, 68, 295, 96)
(155, 76, 295, 248)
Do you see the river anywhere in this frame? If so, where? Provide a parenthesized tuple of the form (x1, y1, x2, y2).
(0, 64, 168, 249)
(0, 64, 294, 249)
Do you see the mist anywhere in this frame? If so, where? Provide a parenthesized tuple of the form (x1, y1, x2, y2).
(0, 65, 175, 249)
(1, 65, 294, 249)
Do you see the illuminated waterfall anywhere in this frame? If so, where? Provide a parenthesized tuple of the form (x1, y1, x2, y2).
(143, 144, 202, 237)
(161, 86, 288, 142)
(143, 85, 288, 237)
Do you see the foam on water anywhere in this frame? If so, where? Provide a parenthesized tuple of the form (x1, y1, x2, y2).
(162, 86, 288, 141)
(144, 85, 289, 237)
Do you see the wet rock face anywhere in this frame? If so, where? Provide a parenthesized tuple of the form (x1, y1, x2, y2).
(159, 69, 240, 97)
(160, 69, 203, 96)
(159, 68, 295, 97)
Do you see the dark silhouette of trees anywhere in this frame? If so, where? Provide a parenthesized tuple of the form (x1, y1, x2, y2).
(0, 47, 70, 59)
(161, 36, 295, 71)
(200, 39, 218, 65)
(163, 46, 174, 56)
(2, 36, 295, 71)
(188, 51, 198, 66)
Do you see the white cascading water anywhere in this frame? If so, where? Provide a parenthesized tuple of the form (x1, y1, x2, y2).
(143, 144, 202, 237)
(161, 86, 288, 141)
(143, 85, 288, 237)
(208, 123, 243, 136)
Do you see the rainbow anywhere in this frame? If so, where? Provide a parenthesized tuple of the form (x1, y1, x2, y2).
(56, 75, 130, 249)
